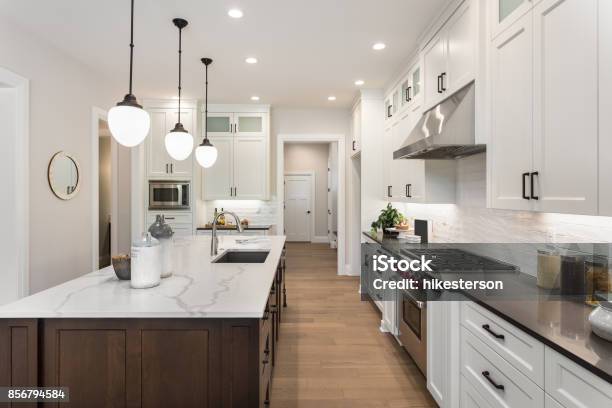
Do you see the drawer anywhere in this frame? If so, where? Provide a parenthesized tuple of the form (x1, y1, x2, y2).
(461, 374, 493, 408)
(461, 328, 544, 408)
(545, 347, 612, 408)
(545, 394, 564, 408)
(461, 302, 544, 386)
(147, 212, 193, 224)
(169, 223, 194, 236)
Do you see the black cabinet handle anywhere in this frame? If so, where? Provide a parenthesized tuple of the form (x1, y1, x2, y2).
(406, 184, 412, 198)
(530, 172, 539, 200)
(482, 324, 505, 340)
(165, 164, 169, 173)
(522, 173, 531, 200)
(170, 163, 173, 173)
(482, 371, 505, 391)
(387, 105, 393, 118)
(441, 72, 447, 91)
(437, 75, 442, 94)
(406, 86, 412, 102)
(387, 186, 392, 198)
(352, 140, 356, 151)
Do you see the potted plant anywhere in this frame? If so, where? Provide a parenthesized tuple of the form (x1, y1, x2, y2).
(371, 204, 404, 236)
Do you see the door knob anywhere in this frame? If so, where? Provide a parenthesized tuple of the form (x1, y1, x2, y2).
(307, 210, 311, 214)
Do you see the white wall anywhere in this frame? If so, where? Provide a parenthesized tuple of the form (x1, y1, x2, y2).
(284, 143, 330, 238)
(0, 18, 117, 293)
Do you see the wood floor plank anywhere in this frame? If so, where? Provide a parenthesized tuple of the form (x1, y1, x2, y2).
(272, 243, 437, 407)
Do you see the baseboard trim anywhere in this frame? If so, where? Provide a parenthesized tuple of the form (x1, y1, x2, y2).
(311, 235, 330, 244)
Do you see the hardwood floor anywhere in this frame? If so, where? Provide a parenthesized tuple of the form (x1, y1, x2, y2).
(271, 243, 437, 407)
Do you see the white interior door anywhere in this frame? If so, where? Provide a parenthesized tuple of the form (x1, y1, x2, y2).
(284, 174, 312, 242)
(0, 87, 19, 305)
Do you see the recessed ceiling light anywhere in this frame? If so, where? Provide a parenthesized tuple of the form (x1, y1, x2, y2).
(251, 96, 260, 101)
(372, 42, 386, 51)
(245, 57, 258, 64)
(328, 96, 337, 101)
(355, 80, 365, 86)
(228, 9, 243, 19)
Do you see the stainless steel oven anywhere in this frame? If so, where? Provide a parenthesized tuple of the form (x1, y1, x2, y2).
(398, 287, 427, 377)
(149, 181, 190, 210)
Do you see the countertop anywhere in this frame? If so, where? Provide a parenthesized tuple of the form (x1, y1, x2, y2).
(0, 235, 285, 319)
(196, 224, 272, 230)
(363, 231, 612, 383)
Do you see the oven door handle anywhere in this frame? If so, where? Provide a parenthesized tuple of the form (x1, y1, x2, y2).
(403, 290, 425, 310)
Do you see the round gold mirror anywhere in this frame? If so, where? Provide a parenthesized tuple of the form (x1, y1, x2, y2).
(48, 151, 81, 200)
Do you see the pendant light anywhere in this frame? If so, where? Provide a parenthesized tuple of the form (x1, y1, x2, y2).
(164, 18, 194, 161)
(195, 58, 218, 168)
(108, 0, 150, 147)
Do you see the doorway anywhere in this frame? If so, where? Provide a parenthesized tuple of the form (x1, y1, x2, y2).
(0, 68, 29, 304)
(277, 134, 346, 275)
(98, 120, 112, 267)
(284, 173, 314, 242)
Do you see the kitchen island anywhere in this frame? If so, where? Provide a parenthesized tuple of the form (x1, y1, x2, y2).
(0, 235, 286, 407)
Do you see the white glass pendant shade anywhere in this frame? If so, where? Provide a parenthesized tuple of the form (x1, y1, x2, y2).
(108, 104, 151, 147)
(195, 142, 218, 168)
(164, 123, 194, 161)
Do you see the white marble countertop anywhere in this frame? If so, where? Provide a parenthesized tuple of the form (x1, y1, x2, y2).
(0, 235, 286, 319)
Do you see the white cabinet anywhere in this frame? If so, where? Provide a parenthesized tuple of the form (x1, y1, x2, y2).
(382, 124, 394, 200)
(400, 63, 423, 112)
(145, 102, 197, 180)
(532, 0, 598, 215)
(489, 0, 599, 215)
(491, 0, 537, 39)
(201, 105, 269, 200)
(427, 301, 450, 407)
(351, 101, 362, 154)
(489, 12, 533, 211)
(202, 137, 234, 199)
(233, 137, 267, 199)
(600, 0, 612, 216)
(423, 0, 476, 109)
(545, 347, 612, 408)
(461, 375, 493, 408)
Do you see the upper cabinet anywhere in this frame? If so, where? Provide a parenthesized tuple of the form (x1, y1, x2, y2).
(491, 0, 539, 39)
(201, 105, 270, 200)
(351, 101, 362, 154)
(489, 0, 599, 215)
(144, 101, 197, 180)
(423, 0, 476, 110)
(600, 0, 612, 216)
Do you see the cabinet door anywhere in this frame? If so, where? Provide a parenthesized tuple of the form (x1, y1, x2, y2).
(352, 103, 362, 152)
(423, 33, 447, 109)
(166, 109, 193, 178)
(427, 301, 449, 406)
(600, 0, 612, 216)
(147, 109, 173, 179)
(391, 110, 423, 203)
(446, 0, 476, 92)
(205, 112, 234, 137)
(532, 0, 598, 215)
(235, 113, 266, 138)
(492, 0, 534, 39)
(234, 137, 267, 199)
(202, 137, 233, 200)
(382, 126, 394, 200)
(490, 13, 533, 211)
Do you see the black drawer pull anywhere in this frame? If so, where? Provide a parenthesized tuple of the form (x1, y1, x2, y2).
(482, 324, 505, 340)
(482, 371, 505, 390)
(530, 172, 539, 200)
(437, 75, 442, 93)
(406, 184, 412, 198)
(441, 72, 447, 91)
(522, 173, 530, 200)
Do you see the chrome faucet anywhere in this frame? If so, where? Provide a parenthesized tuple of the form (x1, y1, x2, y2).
(211, 211, 244, 256)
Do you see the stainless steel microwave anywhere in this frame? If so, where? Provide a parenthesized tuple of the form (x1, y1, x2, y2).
(149, 181, 190, 210)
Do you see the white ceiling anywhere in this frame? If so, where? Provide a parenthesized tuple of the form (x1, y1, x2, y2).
(0, 0, 450, 108)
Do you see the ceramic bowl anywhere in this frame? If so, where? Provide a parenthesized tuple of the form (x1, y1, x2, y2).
(589, 302, 612, 342)
(111, 255, 131, 280)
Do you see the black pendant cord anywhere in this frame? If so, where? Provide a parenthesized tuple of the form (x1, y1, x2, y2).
(204, 61, 208, 141)
(128, 0, 135, 95)
(177, 25, 182, 125)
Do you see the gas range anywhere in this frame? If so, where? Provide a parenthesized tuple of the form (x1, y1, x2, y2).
(399, 248, 516, 273)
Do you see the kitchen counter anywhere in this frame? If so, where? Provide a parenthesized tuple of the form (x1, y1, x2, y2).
(0, 235, 285, 319)
(362, 231, 612, 383)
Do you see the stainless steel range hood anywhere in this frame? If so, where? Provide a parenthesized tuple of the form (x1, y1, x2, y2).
(393, 82, 484, 160)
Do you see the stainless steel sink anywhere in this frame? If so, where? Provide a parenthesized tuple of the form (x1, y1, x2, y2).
(212, 250, 270, 264)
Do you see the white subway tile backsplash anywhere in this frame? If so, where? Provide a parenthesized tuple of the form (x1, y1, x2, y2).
(200, 199, 278, 227)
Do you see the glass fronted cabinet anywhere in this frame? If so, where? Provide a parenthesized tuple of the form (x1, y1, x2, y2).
(492, 0, 537, 39)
